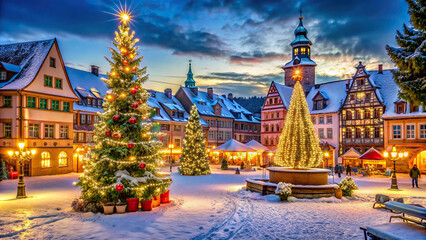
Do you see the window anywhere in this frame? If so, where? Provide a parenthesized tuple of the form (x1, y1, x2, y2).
(271, 113, 274, 119)
(307, 48, 310, 55)
(174, 125, 182, 132)
(420, 124, 426, 139)
(374, 127, 380, 138)
(44, 124, 54, 138)
(271, 125, 274, 132)
(265, 125, 269, 132)
(301, 47, 306, 54)
(161, 124, 170, 131)
(174, 138, 181, 147)
(346, 111, 352, 120)
(44, 76, 52, 87)
(357, 79, 364, 86)
(87, 115, 92, 124)
(345, 129, 352, 138)
(3, 96, 11, 107)
(392, 125, 402, 139)
(349, 94, 355, 101)
(94, 116, 100, 124)
(319, 116, 324, 124)
(294, 48, 298, 55)
(55, 78, 62, 88)
(27, 97, 36, 108)
(277, 112, 280, 118)
(38, 98, 47, 109)
(274, 98, 278, 104)
(355, 110, 361, 119)
(58, 152, 67, 167)
(365, 110, 371, 119)
(225, 132, 232, 140)
(73, 132, 77, 142)
(172, 111, 176, 117)
(41, 152, 51, 168)
(312, 116, 316, 124)
(63, 102, 69, 112)
(314, 100, 323, 110)
(78, 133, 84, 142)
(319, 128, 324, 139)
(396, 103, 405, 114)
(208, 131, 215, 140)
(29, 124, 39, 138)
(86, 134, 93, 143)
(326, 115, 332, 124)
(365, 128, 371, 138)
(60, 126, 68, 139)
(4, 122, 11, 138)
(355, 128, 362, 138)
(235, 123, 239, 130)
(52, 100, 59, 111)
(406, 125, 415, 139)
(98, 100, 102, 108)
(87, 98, 91, 106)
(327, 128, 333, 139)
(80, 114, 86, 124)
(365, 93, 371, 102)
(0, 71, 6, 80)
(275, 124, 279, 132)
(209, 120, 214, 127)
(218, 131, 223, 140)
(50, 57, 56, 68)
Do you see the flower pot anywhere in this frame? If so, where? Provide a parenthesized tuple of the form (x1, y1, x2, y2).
(115, 205, 127, 214)
(152, 195, 161, 207)
(103, 205, 115, 214)
(335, 188, 343, 199)
(126, 198, 139, 212)
(141, 199, 153, 211)
(160, 190, 170, 203)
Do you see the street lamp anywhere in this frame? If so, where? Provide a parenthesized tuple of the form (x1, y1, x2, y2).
(168, 144, 174, 173)
(7, 142, 36, 198)
(323, 152, 330, 169)
(383, 146, 408, 190)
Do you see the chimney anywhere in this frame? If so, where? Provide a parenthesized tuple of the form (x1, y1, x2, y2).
(378, 64, 383, 74)
(191, 87, 198, 96)
(164, 88, 172, 99)
(207, 87, 213, 99)
(91, 65, 99, 77)
(346, 79, 350, 90)
(228, 93, 233, 101)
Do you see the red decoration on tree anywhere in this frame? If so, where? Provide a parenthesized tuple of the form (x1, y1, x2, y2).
(134, 85, 139, 90)
(122, 59, 129, 65)
(115, 183, 124, 192)
(131, 89, 137, 95)
(120, 47, 128, 55)
(132, 67, 137, 72)
(113, 132, 121, 139)
(159, 138, 162, 141)
(106, 130, 111, 136)
(139, 162, 146, 169)
(129, 117, 137, 124)
(127, 142, 135, 149)
(132, 102, 139, 109)
(113, 114, 120, 121)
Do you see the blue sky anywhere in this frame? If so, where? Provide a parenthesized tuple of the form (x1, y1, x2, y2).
(0, 0, 410, 96)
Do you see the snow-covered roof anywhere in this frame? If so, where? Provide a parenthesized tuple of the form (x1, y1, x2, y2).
(245, 140, 270, 152)
(370, 70, 426, 118)
(274, 82, 293, 108)
(213, 139, 257, 152)
(306, 80, 348, 114)
(0, 62, 20, 72)
(283, 57, 316, 68)
(0, 39, 55, 89)
(342, 147, 361, 158)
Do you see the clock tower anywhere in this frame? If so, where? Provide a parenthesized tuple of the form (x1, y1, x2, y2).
(282, 11, 316, 91)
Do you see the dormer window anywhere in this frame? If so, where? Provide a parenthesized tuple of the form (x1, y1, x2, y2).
(313, 100, 326, 110)
(177, 111, 184, 118)
(0, 71, 6, 81)
(410, 104, 419, 113)
(172, 111, 176, 117)
(87, 98, 91, 106)
(356, 79, 364, 86)
(50, 57, 56, 68)
(395, 102, 406, 114)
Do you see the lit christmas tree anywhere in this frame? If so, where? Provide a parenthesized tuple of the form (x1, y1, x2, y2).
(274, 73, 323, 168)
(386, 0, 426, 105)
(178, 105, 211, 175)
(76, 12, 171, 207)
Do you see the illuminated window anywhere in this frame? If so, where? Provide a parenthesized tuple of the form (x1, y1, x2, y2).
(41, 152, 51, 168)
(307, 48, 310, 55)
(301, 48, 306, 54)
(294, 48, 298, 55)
(58, 151, 67, 167)
(355, 128, 362, 138)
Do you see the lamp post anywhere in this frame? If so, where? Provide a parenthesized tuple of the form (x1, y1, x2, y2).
(8, 142, 36, 198)
(168, 144, 174, 173)
(383, 146, 408, 190)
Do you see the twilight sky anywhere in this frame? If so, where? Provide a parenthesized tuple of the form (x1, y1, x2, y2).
(0, 0, 410, 96)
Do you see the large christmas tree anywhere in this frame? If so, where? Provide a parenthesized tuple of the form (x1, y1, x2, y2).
(386, 0, 426, 105)
(76, 12, 170, 206)
(178, 105, 211, 175)
(274, 77, 323, 168)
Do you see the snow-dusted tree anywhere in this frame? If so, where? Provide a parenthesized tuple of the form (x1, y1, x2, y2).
(178, 105, 211, 175)
(76, 12, 170, 206)
(274, 78, 323, 168)
(386, 0, 426, 105)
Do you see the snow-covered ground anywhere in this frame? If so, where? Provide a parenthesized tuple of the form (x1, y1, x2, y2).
(0, 166, 425, 239)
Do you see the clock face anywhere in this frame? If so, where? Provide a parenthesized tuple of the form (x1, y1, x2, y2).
(358, 70, 364, 75)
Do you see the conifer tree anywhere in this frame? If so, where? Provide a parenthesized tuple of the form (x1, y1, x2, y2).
(178, 105, 211, 175)
(76, 12, 170, 206)
(386, 0, 426, 105)
(274, 80, 323, 168)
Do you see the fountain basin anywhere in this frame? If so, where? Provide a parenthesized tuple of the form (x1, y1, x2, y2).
(267, 167, 330, 185)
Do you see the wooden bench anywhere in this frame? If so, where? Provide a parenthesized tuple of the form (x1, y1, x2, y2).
(385, 201, 426, 227)
(361, 222, 425, 240)
(246, 179, 277, 195)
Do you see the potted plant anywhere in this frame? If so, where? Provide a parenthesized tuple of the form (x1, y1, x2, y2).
(126, 197, 139, 212)
(152, 194, 161, 208)
(221, 158, 228, 170)
(338, 176, 358, 196)
(103, 202, 115, 214)
(275, 182, 292, 202)
(140, 188, 154, 211)
(160, 189, 170, 204)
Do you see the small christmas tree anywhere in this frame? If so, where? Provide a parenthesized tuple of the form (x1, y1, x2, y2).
(386, 0, 426, 105)
(274, 78, 323, 168)
(178, 105, 211, 175)
(221, 158, 228, 170)
(76, 12, 170, 207)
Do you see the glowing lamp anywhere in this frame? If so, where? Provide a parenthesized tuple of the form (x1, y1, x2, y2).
(324, 152, 329, 157)
(120, 92, 127, 98)
(295, 70, 300, 75)
(15, 151, 19, 155)
(268, 153, 273, 156)
(125, 67, 130, 73)
(120, 47, 127, 55)
(398, 152, 403, 158)
(169, 144, 174, 149)
(8, 151, 13, 156)
(18, 142, 25, 149)
(129, 54, 135, 59)
(391, 151, 397, 158)
(111, 71, 117, 76)
(403, 152, 408, 157)
(383, 151, 388, 158)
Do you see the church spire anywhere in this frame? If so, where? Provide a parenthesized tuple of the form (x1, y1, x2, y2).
(185, 60, 196, 88)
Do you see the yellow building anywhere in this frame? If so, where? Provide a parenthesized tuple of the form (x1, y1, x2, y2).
(0, 39, 79, 176)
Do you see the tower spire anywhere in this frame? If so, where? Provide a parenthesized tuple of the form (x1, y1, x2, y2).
(185, 60, 196, 88)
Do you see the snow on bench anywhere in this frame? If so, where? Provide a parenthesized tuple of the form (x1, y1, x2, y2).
(291, 184, 338, 189)
(246, 179, 277, 187)
(365, 222, 426, 240)
(385, 201, 426, 226)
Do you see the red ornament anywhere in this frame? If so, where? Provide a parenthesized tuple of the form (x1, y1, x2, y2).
(120, 47, 128, 55)
(139, 162, 146, 169)
(132, 102, 139, 109)
(132, 67, 137, 72)
(113, 132, 121, 139)
(113, 114, 120, 121)
(127, 142, 135, 149)
(106, 130, 111, 136)
(159, 138, 162, 141)
(122, 59, 129, 65)
(129, 117, 137, 124)
(115, 183, 124, 192)
(134, 85, 139, 90)
(131, 89, 137, 95)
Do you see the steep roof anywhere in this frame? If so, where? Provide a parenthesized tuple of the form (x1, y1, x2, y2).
(213, 139, 257, 152)
(358, 147, 384, 160)
(283, 57, 316, 68)
(273, 82, 293, 109)
(342, 147, 361, 158)
(306, 80, 348, 114)
(245, 140, 270, 152)
(0, 39, 55, 89)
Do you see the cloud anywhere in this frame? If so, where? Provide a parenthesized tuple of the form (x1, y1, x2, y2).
(230, 51, 286, 64)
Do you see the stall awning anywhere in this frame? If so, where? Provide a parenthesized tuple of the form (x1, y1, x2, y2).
(342, 147, 361, 158)
(245, 140, 270, 152)
(359, 148, 384, 160)
(213, 139, 257, 152)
